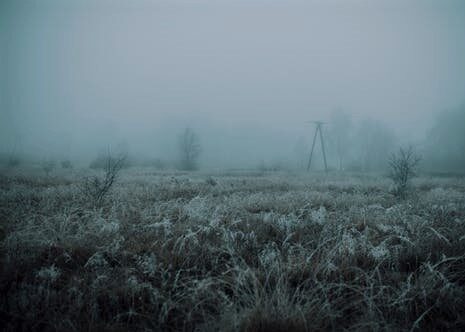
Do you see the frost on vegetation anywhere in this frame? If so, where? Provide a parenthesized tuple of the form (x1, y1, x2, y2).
(84, 252, 108, 270)
(263, 212, 274, 224)
(263, 212, 301, 232)
(124, 275, 159, 297)
(184, 196, 212, 221)
(136, 253, 158, 278)
(385, 204, 414, 224)
(276, 213, 301, 232)
(385, 204, 404, 216)
(145, 218, 172, 235)
(376, 223, 404, 235)
(319, 259, 338, 274)
(311, 206, 327, 225)
(209, 216, 221, 228)
(370, 243, 390, 261)
(259, 244, 280, 268)
(429, 203, 460, 222)
(99, 220, 120, 234)
(91, 274, 110, 289)
(337, 231, 357, 256)
(36, 265, 61, 283)
(127, 275, 140, 289)
(174, 228, 201, 253)
(107, 236, 125, 254)
(223, 229, 257, 247)
(426, 187, 449, 202)
(4, 171, 465, 331)
(335, 228, 390, 262)
(367, 204, 385, 215)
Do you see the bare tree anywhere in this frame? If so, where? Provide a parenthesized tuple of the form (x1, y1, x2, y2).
(388, 146, 421, 198)
(178, 127, 201, 170)
(81, 153, 126, 205)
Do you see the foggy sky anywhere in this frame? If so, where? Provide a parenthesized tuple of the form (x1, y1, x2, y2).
(1, 0, 465, 168)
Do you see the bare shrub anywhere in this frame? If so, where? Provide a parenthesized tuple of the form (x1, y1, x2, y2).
(81, 154, 126, 205)
(388, 146, 421, 198)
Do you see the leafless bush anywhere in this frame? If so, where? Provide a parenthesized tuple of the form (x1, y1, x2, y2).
(388, 146, 421, 198)
(81, 154, 126, 205)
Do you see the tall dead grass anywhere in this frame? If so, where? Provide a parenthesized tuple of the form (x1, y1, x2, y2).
(1, 170, 464, 331)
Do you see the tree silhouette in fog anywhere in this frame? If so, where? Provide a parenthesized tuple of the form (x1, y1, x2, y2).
(425, 106, 465, 173)
(178, 127, 201, 170)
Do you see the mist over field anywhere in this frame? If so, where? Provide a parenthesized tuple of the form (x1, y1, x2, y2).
(1, 1, 465, 332)
(1, 0, 465, 171)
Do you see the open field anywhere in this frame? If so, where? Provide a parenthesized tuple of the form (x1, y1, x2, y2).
(1, 169, 465, 331)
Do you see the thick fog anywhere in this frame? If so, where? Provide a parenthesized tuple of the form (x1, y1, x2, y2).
(1, 0, 465, 171)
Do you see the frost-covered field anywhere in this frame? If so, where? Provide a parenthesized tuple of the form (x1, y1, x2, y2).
(1, 169, 465, 331)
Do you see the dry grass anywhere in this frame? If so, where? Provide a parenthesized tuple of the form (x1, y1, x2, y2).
(1, 168, 464, 331)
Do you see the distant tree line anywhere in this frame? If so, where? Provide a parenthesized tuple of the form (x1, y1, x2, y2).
(322, 106, 465, 175)
(423, 106, 465, 174)
(323, 110, 397, 173)
(2, 106, 464, 174)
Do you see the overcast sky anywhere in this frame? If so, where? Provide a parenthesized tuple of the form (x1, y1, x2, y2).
(1, 0, 464, 166)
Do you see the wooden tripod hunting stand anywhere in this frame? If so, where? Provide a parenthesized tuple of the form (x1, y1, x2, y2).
(307, 121, 328, 173)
